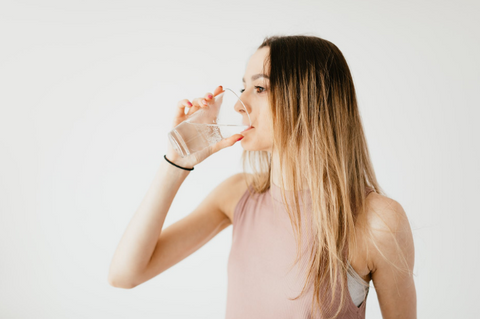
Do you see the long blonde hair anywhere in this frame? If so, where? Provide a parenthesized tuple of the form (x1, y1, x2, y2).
(241, 35, 387, 318)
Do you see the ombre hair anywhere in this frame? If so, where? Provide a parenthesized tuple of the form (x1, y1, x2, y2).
(240, 35, 397, 318)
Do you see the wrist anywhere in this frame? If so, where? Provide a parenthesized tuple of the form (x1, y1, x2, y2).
(165, 151, 185, 165)
(162, 155, 193, 175)
(164, 154, 194, 171)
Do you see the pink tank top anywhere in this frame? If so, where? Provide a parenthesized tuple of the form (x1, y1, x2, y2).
(226, 182, 374, 319)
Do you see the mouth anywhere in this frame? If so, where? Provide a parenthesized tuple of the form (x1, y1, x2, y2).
(241, 125, 254, 133)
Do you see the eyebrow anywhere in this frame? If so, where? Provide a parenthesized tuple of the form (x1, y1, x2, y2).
(242, 74, 270, 83)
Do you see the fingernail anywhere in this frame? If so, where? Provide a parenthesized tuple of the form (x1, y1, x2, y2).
(202, 100, 207, 105)
(207, 94, 213, 99)
(188, 102, 193, 106)
(237, 136, 244, 141)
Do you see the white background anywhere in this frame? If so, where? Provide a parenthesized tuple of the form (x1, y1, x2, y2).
(1, 1, 479, 318)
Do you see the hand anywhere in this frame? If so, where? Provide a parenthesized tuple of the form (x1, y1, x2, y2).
(166, 85, 245, 169)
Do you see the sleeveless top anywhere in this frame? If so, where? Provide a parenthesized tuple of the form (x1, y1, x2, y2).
(225, 182, 375, 319)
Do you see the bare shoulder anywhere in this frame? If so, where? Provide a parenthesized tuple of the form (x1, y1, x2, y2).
(215, 172, 254, 224)
(355, 192, 415, 274)
(357, 193, 410, 234)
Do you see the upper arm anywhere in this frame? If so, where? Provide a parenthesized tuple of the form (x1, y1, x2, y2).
(366, 197, 417, 318)
(131, 173, 245, 288)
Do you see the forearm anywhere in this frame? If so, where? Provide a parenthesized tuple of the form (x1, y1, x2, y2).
(108, 157, 190, 286)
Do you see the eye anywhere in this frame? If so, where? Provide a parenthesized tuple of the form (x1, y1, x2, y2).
(255, 86, 265, 93)
(239, 86, 266, 94)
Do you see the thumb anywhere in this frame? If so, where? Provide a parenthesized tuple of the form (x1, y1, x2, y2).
(210, 134, 245, 154)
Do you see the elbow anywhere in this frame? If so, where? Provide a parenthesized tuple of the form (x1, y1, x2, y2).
(108, 272, 138, 289)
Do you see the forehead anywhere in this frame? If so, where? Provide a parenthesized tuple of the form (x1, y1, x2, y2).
(244, 47, 270, 79)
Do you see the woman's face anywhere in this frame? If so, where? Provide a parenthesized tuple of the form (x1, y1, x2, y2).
(238, 47, 274, 153)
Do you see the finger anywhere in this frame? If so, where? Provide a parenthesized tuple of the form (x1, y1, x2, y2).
(213, 85, 224, 97)
(204, 92, 214, 101)
(206, 85, 224, 98)
(210, 134, 244, 154)
(191, 97, 209, 108)
(188, 86, 224, 116)
(201, 86, 224, 106)
(176, 99, 193, 118)
(197, 86, 224, 106)
(186, 104, 201, 116)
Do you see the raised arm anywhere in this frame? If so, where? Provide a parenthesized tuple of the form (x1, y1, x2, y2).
(107, 158, 192, 288)
(108, 168, 248, 288)
(108, 86, 244, 288)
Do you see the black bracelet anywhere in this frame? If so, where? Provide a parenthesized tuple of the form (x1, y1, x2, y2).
(164, 155, 194, 171)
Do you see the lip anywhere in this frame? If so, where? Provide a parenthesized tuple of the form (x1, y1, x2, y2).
(241, 126, 254, 133)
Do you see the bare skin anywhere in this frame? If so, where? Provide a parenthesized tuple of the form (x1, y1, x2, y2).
(108, 47, 416, 319)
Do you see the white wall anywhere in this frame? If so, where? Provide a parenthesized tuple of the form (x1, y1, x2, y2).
(1, 1, 478, 318)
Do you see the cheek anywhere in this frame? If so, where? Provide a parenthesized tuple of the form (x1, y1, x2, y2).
(257, 119, 273, 137)
(246, 127, 273, 145)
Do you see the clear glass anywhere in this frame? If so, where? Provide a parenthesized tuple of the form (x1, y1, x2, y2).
(167, 88, 251, 158)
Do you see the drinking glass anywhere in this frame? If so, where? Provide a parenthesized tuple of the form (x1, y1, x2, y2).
(167, 87, 251, 158)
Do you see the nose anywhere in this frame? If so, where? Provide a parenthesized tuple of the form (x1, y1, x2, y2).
(234, 96, 252, 127)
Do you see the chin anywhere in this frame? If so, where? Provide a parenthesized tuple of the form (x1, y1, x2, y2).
(240, 140, 271, 152)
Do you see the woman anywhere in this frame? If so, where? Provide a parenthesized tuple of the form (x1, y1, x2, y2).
(108, 35, 416, 318)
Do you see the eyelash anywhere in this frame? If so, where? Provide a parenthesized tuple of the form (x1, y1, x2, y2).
(240, 86, 265, 94)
